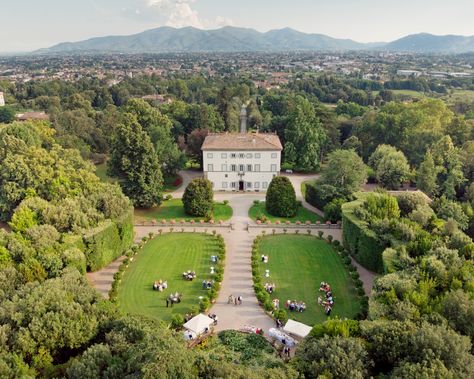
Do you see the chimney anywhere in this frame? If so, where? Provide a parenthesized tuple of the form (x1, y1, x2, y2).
(240, 104, 247, 134)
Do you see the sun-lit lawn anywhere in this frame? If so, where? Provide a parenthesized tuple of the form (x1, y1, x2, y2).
(257, 235, 360, 325)
(248, 201, 323, 223)
(135, 198, 233, 223)
(118, 233, 220, 322)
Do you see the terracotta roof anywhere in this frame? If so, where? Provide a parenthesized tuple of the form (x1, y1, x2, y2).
(201, 133, 282, 151)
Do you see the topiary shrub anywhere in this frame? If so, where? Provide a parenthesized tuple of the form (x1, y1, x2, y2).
(265, 176, 297, 217)
(182, 178, 214, 217)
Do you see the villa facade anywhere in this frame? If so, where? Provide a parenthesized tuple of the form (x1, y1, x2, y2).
(201, 105, 282, 192)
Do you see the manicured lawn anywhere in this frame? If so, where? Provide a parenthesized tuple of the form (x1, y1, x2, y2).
(118, 233, 220, 322)
(135, 198, 233, 222)
(248, 201, 323, 223)
(257, 235, 360, 325)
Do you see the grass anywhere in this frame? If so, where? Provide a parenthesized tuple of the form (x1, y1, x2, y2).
(257, 235, 360, 325)
(134, 198, 233, 222)
(118, 233, 220, 322)
(248, 201, 323, 223)
(95, 162, 117, 183)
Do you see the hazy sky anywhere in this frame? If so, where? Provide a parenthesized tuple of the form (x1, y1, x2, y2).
(2, 0, 474, 52)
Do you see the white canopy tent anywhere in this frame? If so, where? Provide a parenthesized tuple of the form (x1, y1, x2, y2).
(283, 319, 312, 339)
(183, 314, 214, 336)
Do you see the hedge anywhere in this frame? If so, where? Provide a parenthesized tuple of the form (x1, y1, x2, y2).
(305, 181, 339, 210)
(342, 195, 385, 274)
(83, 208, 134, 272)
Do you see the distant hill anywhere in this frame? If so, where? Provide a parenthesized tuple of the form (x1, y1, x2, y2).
(382, 33, 474, 53)
(35, 26, 378, 54)
(35, 27, 474, 54)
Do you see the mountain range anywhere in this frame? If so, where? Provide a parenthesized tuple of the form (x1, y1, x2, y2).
(36, 27, 474, 54)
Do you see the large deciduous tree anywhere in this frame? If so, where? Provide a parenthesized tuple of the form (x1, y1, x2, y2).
(283, 96, 326, 172)
(369, 145, 410, 189)
(108, 114, 163, 208)
(322, 149, 367, 195)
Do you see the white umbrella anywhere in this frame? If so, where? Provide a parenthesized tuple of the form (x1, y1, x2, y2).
(183, 313, 214, 335)
(283, 319, 312, 339)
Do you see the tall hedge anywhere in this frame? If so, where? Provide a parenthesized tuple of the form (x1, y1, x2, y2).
(305, 181, 340, 210)
(182, 178, 214, 217)
(83, 208, 134, 272)
(342, 197, 385, 273)
(266, 176, 297, 217)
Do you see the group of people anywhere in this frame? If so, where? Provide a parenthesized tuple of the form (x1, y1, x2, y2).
(261, 255, 269, 263)
(152, 279, 168, 292)
(318, 282, 334, 316)
(202, 280, 214, 289)
(264, 282, 276, 294)
(272, 298, 280, 309)
(183, 270, 196, 281)
(228, 294, 243, 305)
(166, 292, 182, 307)
(285, 300, 306, 312)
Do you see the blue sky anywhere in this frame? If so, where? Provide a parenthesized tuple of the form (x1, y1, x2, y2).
(1, 0, 474, 52)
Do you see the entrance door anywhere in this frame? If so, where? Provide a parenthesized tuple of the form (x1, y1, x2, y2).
(239, 181, 244, 191)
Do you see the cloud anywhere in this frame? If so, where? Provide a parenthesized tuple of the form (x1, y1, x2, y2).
(124, 0, 233, 30)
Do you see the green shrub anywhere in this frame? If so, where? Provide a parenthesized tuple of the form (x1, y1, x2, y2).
(182, 178, 214, 217)
(199, 297, 210, 312)
(171, 314, 184, 329)
(62, 248, 87, 274)
(265, 176, 297, 217)
(273, 309, 288, 323)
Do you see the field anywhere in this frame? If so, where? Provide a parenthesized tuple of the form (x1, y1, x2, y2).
(257, 235, 360, 325)
(248, 201, 323, 223)
(118, 233, 220, 322)
(134, 198, 233, 222)
(95, 162, 117, 183)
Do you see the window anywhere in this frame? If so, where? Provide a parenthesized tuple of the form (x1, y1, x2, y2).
(231, 153, 236, 158)
(231, 164, 236, 172)
(246, 153, 252, 158)
(271, 164, 277, 172)
(246, 182, 252, 189)
(225, 174, 228, 178)
(221, 153, 227, 159)
(222, 182, 228, 189)
(247, 164, 252, 172)
(231, 182, 236, 189)
(271, 153, 277, 158)
(207, 153, 213, 158)
(207, 164, 214, 172)
(239, 153, 244, 158)
(239, 164, 245, 172)
(255, 182, 260, 189)
(255, 164, 260, 172)
(221, 164, 227, 172)
(255, 153, 261, 158)
(263, 182, 268, 189)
